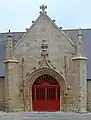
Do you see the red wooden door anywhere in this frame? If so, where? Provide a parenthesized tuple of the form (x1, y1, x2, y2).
(32, 74, 60, 111)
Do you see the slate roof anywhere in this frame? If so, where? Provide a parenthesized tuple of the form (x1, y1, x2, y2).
(0, 29, 91, 79)
(0, 32, 24, 75)
(63, 29, 91, 79)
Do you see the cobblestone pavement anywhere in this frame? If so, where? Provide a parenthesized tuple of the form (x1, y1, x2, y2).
(0, 112, 91, 120)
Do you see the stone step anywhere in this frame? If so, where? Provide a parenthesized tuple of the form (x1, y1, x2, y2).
(0, 112, 90, 120)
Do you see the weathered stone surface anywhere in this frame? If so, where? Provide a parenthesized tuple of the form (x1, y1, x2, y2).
(87, 81, 91, 111)
(4, 60, 21, 112)
(72, 55, 87, 113)
(14, 13, 74, 73)
(3, 5, 87, 112)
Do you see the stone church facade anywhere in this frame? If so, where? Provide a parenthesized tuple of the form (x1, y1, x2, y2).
(0, 5, 88, 113)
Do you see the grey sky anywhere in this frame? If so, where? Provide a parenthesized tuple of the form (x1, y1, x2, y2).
(0, 0, 91, 32)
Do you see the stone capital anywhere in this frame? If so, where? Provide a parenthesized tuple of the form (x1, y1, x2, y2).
(72, 54, 87, 61)
(4, 59, 19, 64)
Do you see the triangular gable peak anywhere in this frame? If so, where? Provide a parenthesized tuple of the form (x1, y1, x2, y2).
(14, 5, 74, 49)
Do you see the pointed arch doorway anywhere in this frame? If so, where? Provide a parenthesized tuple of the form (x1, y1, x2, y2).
(32, 74, 60, 111)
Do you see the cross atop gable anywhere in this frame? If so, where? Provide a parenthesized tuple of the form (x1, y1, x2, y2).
(40, 4, 47, 14)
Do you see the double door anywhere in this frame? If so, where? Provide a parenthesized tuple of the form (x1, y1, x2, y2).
(32, 85, 60, 111)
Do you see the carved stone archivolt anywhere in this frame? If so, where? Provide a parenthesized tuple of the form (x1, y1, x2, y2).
(25, 67, 66, 111)
(24, 40, 67, 111)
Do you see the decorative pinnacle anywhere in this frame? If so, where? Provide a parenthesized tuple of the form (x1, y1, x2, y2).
(77, 28, 83, 43)
(6, 29, 13, 58)
(9, 29, 10, 33)
(77, 28, 83, 36)
(40, 4, 47, 13)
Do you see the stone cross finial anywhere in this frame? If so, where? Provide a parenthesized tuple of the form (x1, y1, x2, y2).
(40, 4, 47, 13)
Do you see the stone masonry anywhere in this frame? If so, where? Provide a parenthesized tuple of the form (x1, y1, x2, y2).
(4, 5, 87, 112)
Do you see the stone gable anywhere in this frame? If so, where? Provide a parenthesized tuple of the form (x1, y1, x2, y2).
(14, 13, 74, 73)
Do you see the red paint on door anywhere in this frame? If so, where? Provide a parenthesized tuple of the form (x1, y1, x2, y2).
(32, 74, 60, 111)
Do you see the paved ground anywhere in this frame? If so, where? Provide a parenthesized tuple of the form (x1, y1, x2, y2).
(0, 112, 91, 120)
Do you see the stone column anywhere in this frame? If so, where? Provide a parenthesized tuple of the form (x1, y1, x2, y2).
(4, 30, 22, 112)
(72, 54, 87, 113)
(4, 59, 21, 112)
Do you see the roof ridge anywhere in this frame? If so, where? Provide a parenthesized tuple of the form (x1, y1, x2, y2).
(63, 28, 91, 31)
(0, 32, 25, 34)
(1, 28, 91, 34)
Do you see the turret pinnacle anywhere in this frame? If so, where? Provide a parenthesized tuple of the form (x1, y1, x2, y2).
(76, 28, 84, 56)
(77, 28, 83, 42)
(7, 29, 12, 37)
(6, 30, 13, 59)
